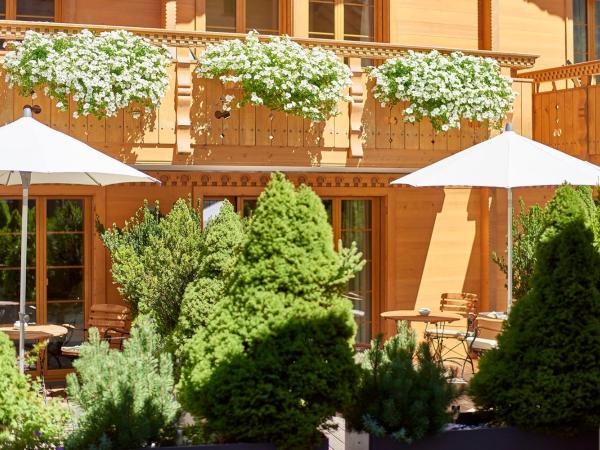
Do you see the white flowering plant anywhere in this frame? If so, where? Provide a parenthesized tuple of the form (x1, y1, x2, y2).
(3, 29, 171, 119)
(369, 50, 516, 132)
(197, 31, 352, 122)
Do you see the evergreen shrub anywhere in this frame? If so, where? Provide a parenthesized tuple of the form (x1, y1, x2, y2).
(344, 322, 456, 443)
(492, 199, 548, 301)
(66, 318, 180, 449)
(470, 185, 600, 435)
(178, 173, 364, 450)
(0, 332, 69, 450)
(172, 200, 244, 354)
(99, 199, 204, 337)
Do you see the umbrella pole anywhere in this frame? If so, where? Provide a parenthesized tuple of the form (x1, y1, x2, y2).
(507, 187, 513, 315)
(18, 171, 31, 374)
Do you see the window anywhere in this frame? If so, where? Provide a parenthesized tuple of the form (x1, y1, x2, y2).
(309, 0, 376, 41)
(202, 194, 379, 345)
(206, 0, 280, 35)
(573, 0, 600, 62)
(17, 0, 54, 21)
(0, 0, 56, 21)
(0, 198, 88, 373)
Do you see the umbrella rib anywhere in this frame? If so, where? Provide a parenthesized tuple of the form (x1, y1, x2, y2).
(85, 172, 102, 186)
(5, 171, 12, 186)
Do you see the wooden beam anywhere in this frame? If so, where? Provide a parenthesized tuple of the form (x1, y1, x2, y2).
(480, 187, 491, 312)
(195, 0, 206, 31)
(291, 0, 308, 37)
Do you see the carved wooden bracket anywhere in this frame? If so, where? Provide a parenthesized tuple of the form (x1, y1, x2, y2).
(176, 48, 193, 154)
(349, 57, 364, 158)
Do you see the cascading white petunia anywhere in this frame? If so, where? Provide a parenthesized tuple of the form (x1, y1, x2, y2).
(2, 29, 171, 119)
(197, 31, 352, 122)
(368, 50, 516, 132)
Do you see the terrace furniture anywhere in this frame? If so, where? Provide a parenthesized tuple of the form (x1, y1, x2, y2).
(381, 309, 462, 362)
(0, 323, 68, 378)
(424, 293, 478, 377)
(469, 315, 505, 355)
(59, 304, 132, 359)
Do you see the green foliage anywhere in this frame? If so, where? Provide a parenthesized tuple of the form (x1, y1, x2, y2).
(345, 322, 456, 443)
(99, 199, 204, 336)
(178, 173, 364, 450)
(471, 185, 600, 435)
(173, 200, 244, 353)
(0, 332, 69, 450)
(66, 317, 180, 450)
(492, 199, 548, 301)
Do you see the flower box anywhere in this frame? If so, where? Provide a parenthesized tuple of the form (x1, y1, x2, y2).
(141, 437, 328, 450)
(369, 428, 597, 450)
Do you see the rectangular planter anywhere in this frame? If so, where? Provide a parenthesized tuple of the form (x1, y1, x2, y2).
(145, 437, 327, 450)
(370, 428, 598, 450)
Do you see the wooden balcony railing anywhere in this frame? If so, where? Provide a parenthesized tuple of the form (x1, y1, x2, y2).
(0, 21, 538, 168)
(520, 61, 600, 162)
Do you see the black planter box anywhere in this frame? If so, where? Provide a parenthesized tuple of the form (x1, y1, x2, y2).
(370, 428, 598, 450)
(145, 437, 328, 450)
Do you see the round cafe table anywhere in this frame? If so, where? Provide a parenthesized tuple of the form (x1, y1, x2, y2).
(381, 310, 463, 363)
(0, 324, 68, 377)
(381, 310, 462, 326)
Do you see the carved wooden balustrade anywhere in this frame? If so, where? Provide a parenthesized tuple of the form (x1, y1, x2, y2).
(520, 61, 600, 163)
(0, 20, 537, 168)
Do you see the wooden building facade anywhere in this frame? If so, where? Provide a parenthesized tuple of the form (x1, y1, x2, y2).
(0, 0, 595, 378)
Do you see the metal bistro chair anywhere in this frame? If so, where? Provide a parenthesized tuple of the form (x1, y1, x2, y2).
(58, 304, 132, 361)
(469, 316, 504, 356)
(425, 293, 478, 376)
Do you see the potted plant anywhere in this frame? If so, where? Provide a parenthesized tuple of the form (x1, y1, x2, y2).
(3, 29, 171, 119)
(177, 173, 364, 450)
(368, 50, 515, 132)
(197, 31, 352, 122)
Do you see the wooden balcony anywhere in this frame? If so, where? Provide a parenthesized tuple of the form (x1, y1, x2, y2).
(521, 61, 600, 164)
(0, 20, 538, 170)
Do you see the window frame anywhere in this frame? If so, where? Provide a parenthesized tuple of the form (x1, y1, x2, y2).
(308, 0, 387, 43)
(205, 0, 289, 35)
(1, 0, 61, 22)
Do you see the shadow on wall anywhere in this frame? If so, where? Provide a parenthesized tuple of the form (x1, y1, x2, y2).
(524, 0, 571, 18)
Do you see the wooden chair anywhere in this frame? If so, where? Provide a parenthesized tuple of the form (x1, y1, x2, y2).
(425, 293, 478, 376)
(60, 304, 132, 358)
(470, 316, 504, 354)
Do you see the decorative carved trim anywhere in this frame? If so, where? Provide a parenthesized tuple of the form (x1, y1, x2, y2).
(175, 52, 193, 154)
(349, 57, 364, 158)
(519, 60, 600, 83)
(0, 20, 537, 68)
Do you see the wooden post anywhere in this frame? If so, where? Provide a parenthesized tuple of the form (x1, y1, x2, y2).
(480, 187, 491, 312)
(291, 0, 308, 37)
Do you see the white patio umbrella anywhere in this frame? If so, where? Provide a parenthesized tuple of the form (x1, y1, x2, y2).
(392, 124, 600, 313)
(0, 107, 159, 373)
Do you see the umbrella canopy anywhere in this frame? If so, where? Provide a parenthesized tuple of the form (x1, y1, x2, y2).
(0, 109, 158, 373)
(0, 116, 158, 186)
(394, 129, 600, 188)
(392, 126, 600, 313)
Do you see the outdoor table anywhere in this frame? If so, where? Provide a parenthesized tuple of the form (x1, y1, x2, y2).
(0, 324, 68, 377)
(381, 310, 462, 363)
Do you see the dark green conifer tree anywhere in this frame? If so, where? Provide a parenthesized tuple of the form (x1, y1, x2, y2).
(470, 185, 600, 435)
(178, 173, 363, 449)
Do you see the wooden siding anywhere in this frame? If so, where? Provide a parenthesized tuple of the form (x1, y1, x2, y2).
(498, 0, 570, 70)
(61, 0, 162, 28)
(523, 60, 600, 164)
(389, 0, 479, 49)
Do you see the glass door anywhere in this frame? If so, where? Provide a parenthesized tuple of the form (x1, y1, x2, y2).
(0, 197, 87, 373)
(45, 199, 85, 370)
(323, 198, 377, 345)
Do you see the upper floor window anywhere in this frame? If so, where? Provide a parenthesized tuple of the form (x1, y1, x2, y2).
(17, 0, 54, 21)
(0, 0, 56, 21)
(206, 0, 280, 35)
(573, 0, 600, 62)
(309, 0, 375, 41)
